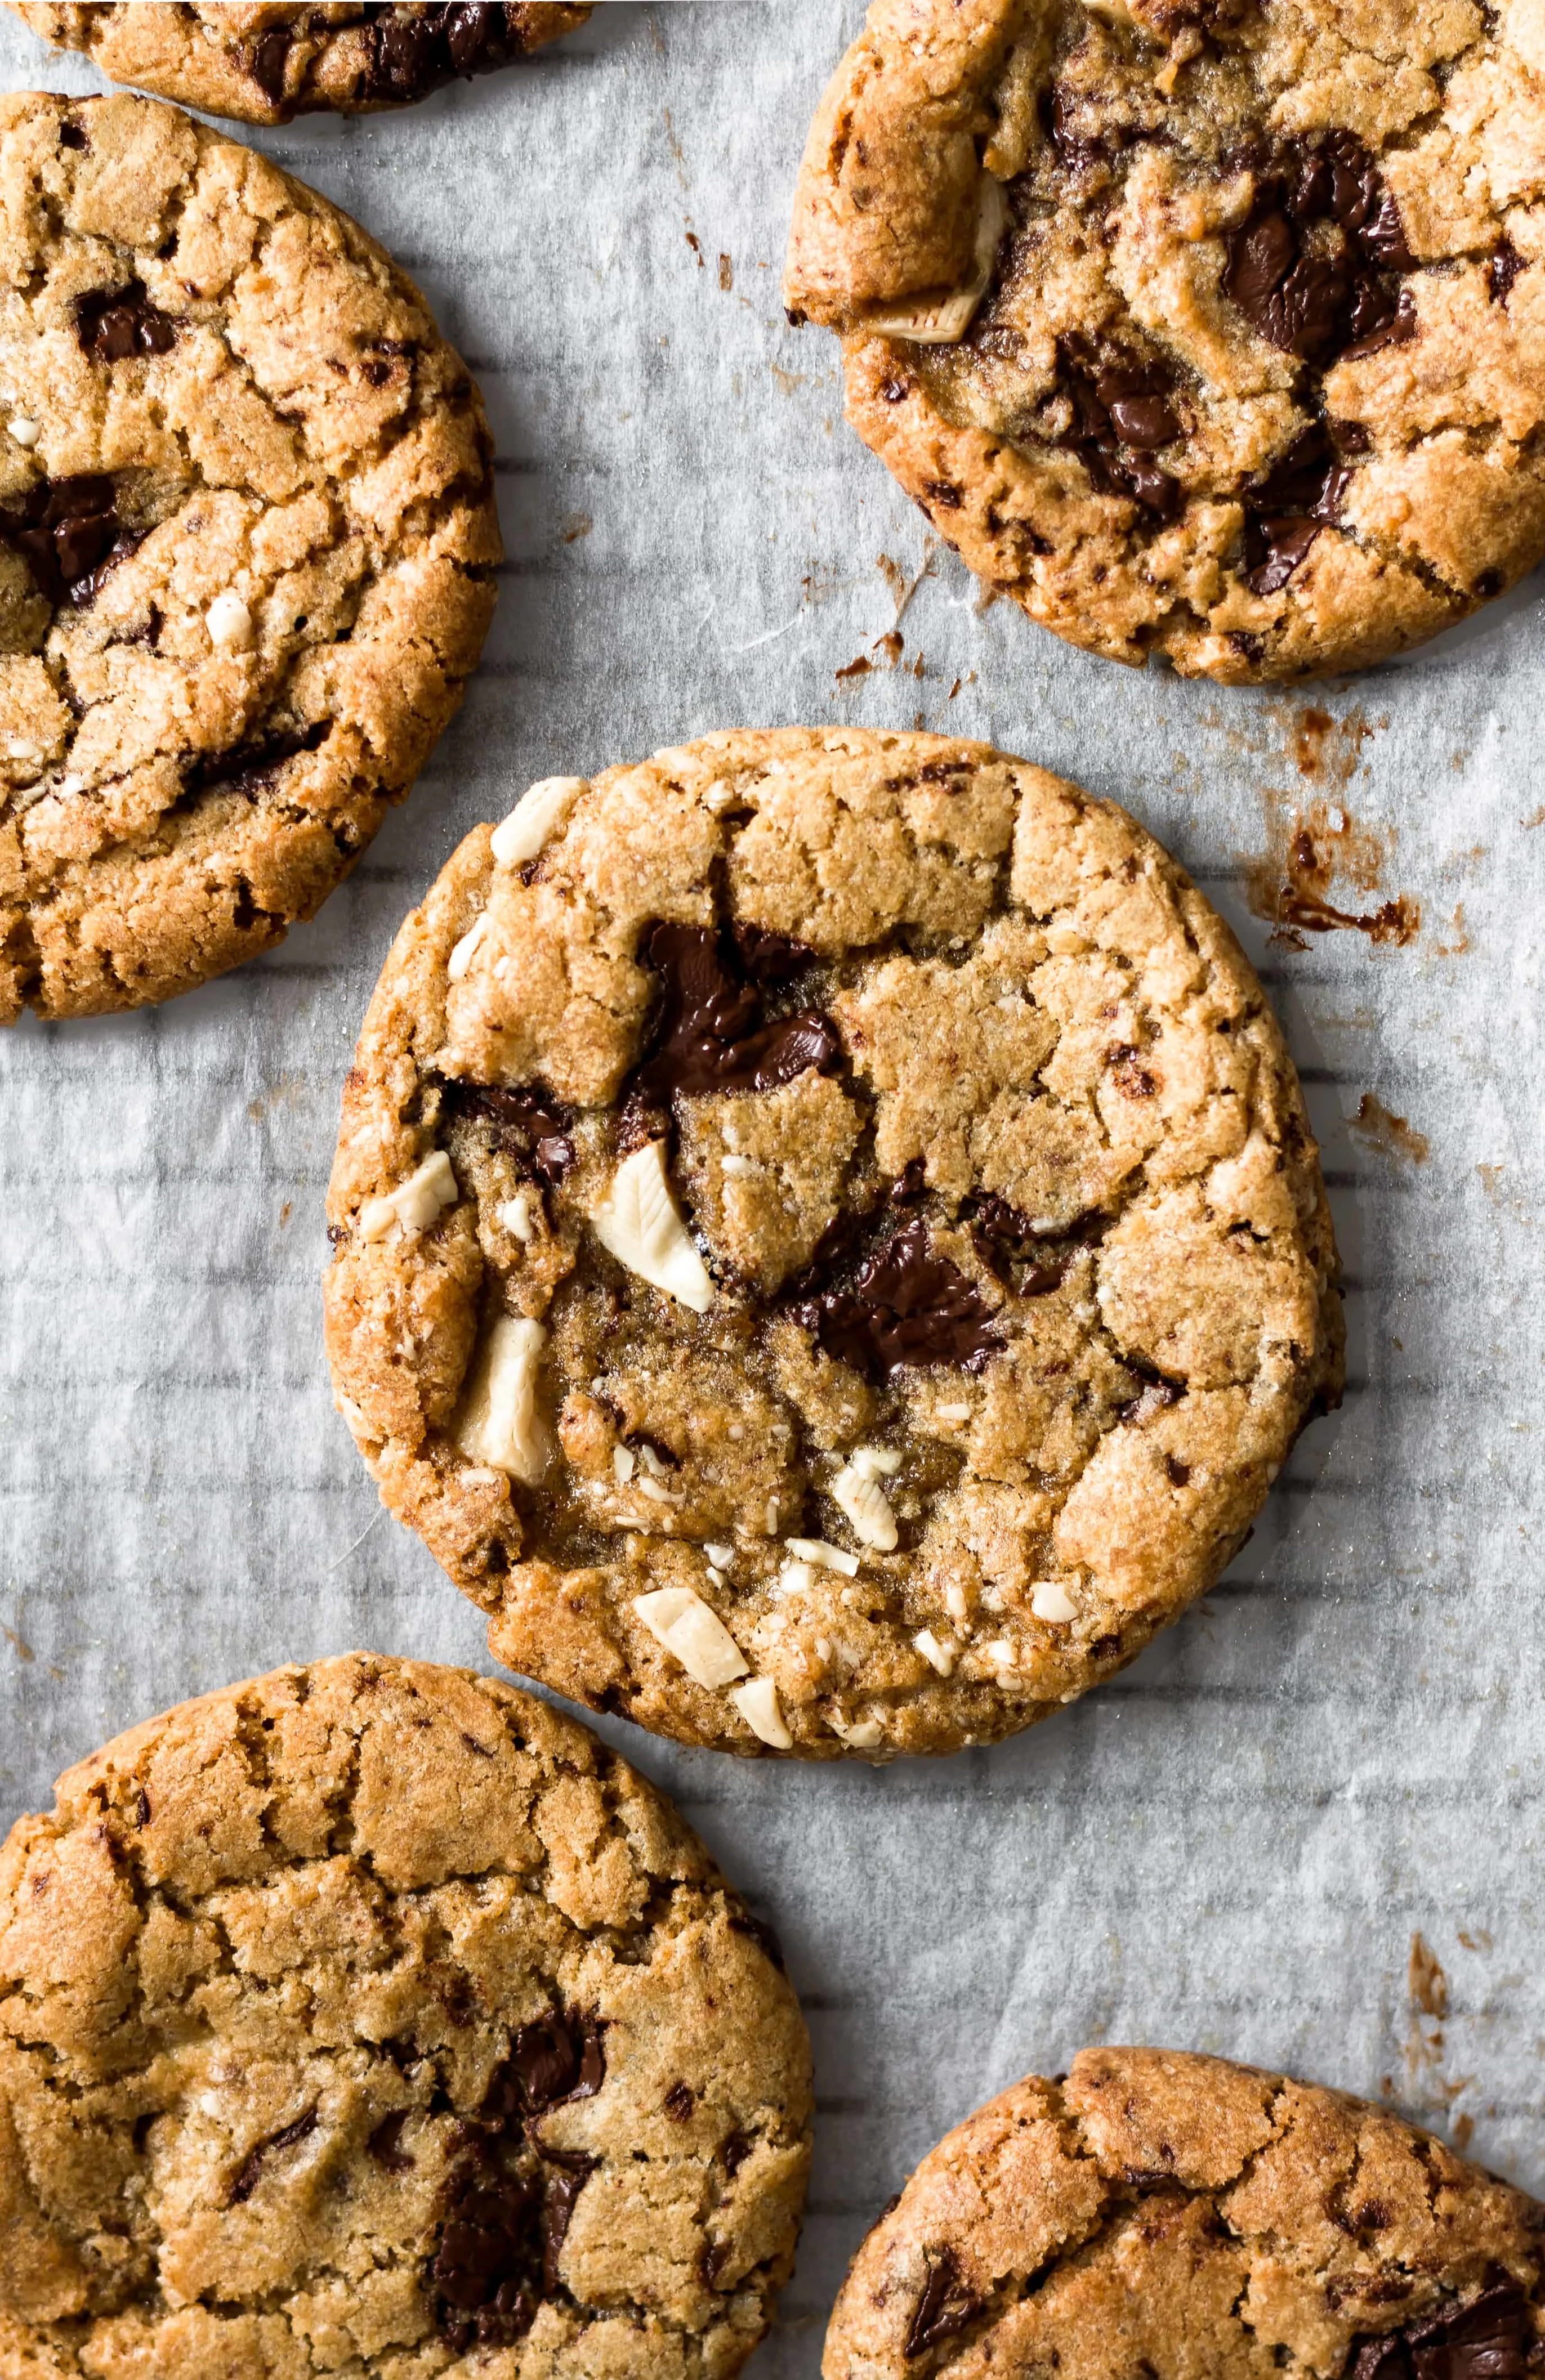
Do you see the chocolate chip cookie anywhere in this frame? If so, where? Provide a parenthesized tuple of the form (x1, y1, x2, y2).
(825, 2047, 1545, 2380)
(0, 1654, 812, 2375)
(8, 5, 591, 125)
(785, 0, 1545, 683)
(323, 728, 1342, 1761)
(0, 90, 500, 1022)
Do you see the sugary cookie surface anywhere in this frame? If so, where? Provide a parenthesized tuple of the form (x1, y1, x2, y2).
(824, 2047, 1545, 2380)
(0, 1654, 811, 2377)
(785, 0, 1545, 683)
(0, 90, 499, 1022)
(8, 5, 591, 125)
(324, 730, 1341, 1761)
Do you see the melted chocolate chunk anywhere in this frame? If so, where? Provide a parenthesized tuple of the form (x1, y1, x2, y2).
(445, 1081, 576, 1183)
(905, 2248, 985, 2359)
(1489, 240, 1525, 306)
(732, 920, 815, 983)
(1240, 425, 1356, 596)
(227, 2108, 317, 2204)
(432, 2145, 543, 2348)
(243, 26, 292, 101)
(1350, 2285, 1531, 2380)
(792, 1218, 1002, 1383)
(74, 279, 177, 364)
(0, 474, 123, 606)
(541, 2157, 594, 2294)
(1056, 337, 1181, 518)
(1225, 132, 1412, 364)
(970, 1197, 1079, 1295)
(360, 3, 535, 106)
(486, 2010, 606, 2120)
(630, 922, 840, 1103)
(182, 719, 331, 803)
(1047, 86, 1126, 177)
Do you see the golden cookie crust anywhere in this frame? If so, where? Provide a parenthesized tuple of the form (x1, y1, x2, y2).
(0, 89, 501, 1023)
(322, 728, 1342, 1762)
(0, 1654, 812, 2377)
(7, 5, 591, 126)
(824, 2048, 1545, 2380)
(784, 0, 1545, 684)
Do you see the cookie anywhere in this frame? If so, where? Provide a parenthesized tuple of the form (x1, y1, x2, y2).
(825, 2047, 1545, 2380)
(0, 90, 501, 1022)
(784, 0, 1545, 685)
(322, 728, 1342, 1762)
(0, 1653, 812, 2376)
(7, 5, 591, 126)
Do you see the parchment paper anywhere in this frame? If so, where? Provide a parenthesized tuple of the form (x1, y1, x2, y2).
(4, 5, 1545, 2366)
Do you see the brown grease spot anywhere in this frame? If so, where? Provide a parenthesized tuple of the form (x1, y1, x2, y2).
(1409, 1932, 1448, 2019)
(1350, 1094, 1429, 1167)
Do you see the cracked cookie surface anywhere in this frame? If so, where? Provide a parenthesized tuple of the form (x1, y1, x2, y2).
(784, 0, 1545, 683)
(823, 2048, 1545, 2380)
(0, 1653, 811, 2377)
(323, 728, 1342, 1762)
(0, 90, 500, 1022)
(7, 6, 591, 126)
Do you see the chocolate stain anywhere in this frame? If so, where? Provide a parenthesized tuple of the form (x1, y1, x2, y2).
(1292, 703, 1379, 784)
(718, 254, 734, 292)
(1350, 1094, 1430, 1167)
(1243, 787, 1419, 949)
(1404, 1934, 1476, 2139)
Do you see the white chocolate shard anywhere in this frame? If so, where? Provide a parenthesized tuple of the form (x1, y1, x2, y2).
(207, 590, 253, 650)
(832, 1463, 899, 1552)
(591, 1142, 713, 1313)
(913, 1629, 956, 1677)
(490, 776, 588, 868)
(633, 1587, 749, 1689)
(851, 1445, 902, 1480)
(861, 178, 1008, 345)
(7, 415, 38, 447)
(455, 1316, 552, 1486)
(785, 1536, 860, 1577)
(704, 1542, 734, 1569)
(731, 1675, 793, 1749)
(829, 1713, 885, 1750)
(447, 911, 490, 982)
(980, 1639, 1016, 1668)
(358, 1149, 458, 1242)
(776, 1560, 815, 1597)
(1032, 1579, 1078, 1623)
(498, 1191, 536, 1243)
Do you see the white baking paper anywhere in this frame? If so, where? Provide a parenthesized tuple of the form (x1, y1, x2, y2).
(3, 5, 1545, 2367)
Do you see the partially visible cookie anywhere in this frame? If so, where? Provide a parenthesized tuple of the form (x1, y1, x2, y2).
(785, 0, 1545, 684)
(0, 90, 501, 1022)
(7, 5, 591, 124)
(825, 2047, 1545, 2380)
(323, 728, 1341, 1762)
(0, 1653, 812, 2376)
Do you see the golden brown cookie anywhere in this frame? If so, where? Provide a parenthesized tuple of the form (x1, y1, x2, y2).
(0, 1654, 812, 2376)
(7, 5, 591, 125)
(322, 728, 1342, 1762)
(0, 89, 501, 1023)
(825, 2047, 1545, 2380)
(784, 0, 1545, 684)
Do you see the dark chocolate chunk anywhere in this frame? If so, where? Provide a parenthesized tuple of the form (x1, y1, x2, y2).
(541, 2159, 593, 2294)
(227, 2108, 318, 2204)
(721, 2129, 753, 2176)
(663, 2081, 695, 2122)
(792, 1217, 1001, 1383)
(905, 2247, 984, 2359)
(432, 2149, 543, 2341)
(0, 473, 122, 606)
(630, 922, 840, 1104)
(1349, 2285, 1531, 2380)
(57, 120, 87, 151)
(367, 2110, 415, 2173)
(440, 1081, 575, 1183)
(1240, 426, 1355, 596)
(1341, 284, 1417, 363)
(360, 2, 532, 106)
(74, 279, 177, 364)
(1118, 1375, 1181, 1424)
(732, 920, 815, 983)
(1224, 132, 1412, 364)
(492, 2010, 606, 2120)
(1053, 337, 1182, 517)
(182, 719, 331, 803)
(1489, 239, 1525, 306)
(1047, 86, 1123, 177)
(243, 26, 292, 103)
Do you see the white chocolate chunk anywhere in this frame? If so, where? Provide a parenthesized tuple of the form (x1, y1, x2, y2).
(489, 775, 588, 867)
(612, 1445, 636, 1484)
(590, 1142, 713, 1313)
(776, 1559, 815, 1596)
(829, 1714, 885, 1749)
(980, 1639, 1016, 1668)
(498, 1191, 536, 1243)
(944, 1581, 969, 1623)
(731, 1675, 793, 1749)
(447, 911, 489, 981)
(832, 1464, 899, 1552)
(851, 1445, 903, 1480)
(357, 1149, 458, 1241)
(1031, 1579, 1078, 1623)
(704, 1542, 734, 1569)
(7, 415, 39, 448)
(913, 1629, 956, 1677)
(936, 1403, 972, 1422)
(633, 1587, 749, 1688)
(207, 590, 253, 650)
(862, 178, 1007, 344)
(455, 1316, 552, 1485)
(785, 1536, 860, 1577)
(721, 1152, 758, 1178)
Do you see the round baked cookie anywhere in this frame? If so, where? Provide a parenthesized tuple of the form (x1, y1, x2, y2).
(0, 90, 501, 1023)
(784, 0, 1545, 685)
(7, 5, 592, 126)
(0, 1653, 812, 2377)
(322, 728, 1342, 1762)
(825, 2047, 1545, 2380)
